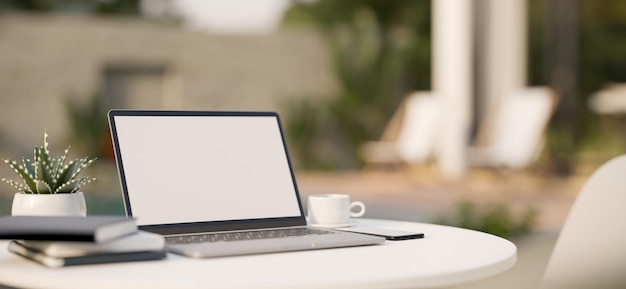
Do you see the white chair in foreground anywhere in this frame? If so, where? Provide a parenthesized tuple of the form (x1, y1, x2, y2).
(539, 154, 626, 288)
(360, 91, 441, 166)
(467, 87, 557, 169)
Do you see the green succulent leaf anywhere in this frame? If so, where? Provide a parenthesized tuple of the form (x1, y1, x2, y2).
(69, 158, 86, 179)
(69, 158, 96, 181)
(56, 160, 79, 186)
(54, 179, 74, 193)
(41, 130, 51, 162)
(50, 158, 61, 184)
(4, 159, 37, 193)
(33, 147, 41, 180)
(1, 178, 29, 193)
(22, 158, 36, 180)
(74, 177, 96, 194)
(36, 180, 52, 194)
(37, 158, 55, 188)
(55, 177, 92, 194)
(2, 130, 97, 194)
(52, 147, 70, 181)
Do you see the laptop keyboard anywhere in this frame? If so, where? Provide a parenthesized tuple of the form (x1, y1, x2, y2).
(165, 228, 337, 244)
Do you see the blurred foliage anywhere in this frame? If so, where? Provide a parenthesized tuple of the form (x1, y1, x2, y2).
(64, 92, 113, 160)
(0, 0, 140, 15)
(434, 200, 538, 239)
(578, 0, 626, 98)
(282, 0, 431, 169)
(529, 0, 626, 173)
(577, 0, 626, 161)
(284, 0, 626, 171)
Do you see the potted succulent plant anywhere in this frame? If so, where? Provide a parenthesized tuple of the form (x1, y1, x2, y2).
(2, 130, 96, 216)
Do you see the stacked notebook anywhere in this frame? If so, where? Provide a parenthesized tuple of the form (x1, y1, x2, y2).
(0, 215, 166, 268)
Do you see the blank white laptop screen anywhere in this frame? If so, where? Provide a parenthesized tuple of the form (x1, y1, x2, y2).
(112, 115, 302, 226)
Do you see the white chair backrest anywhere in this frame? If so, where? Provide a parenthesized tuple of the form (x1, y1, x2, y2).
(540, 155, 626, 289)
(489, 87, 555, 168)
(395, 92, 441, 164)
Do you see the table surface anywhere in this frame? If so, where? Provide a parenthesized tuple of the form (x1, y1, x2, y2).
(0, 218, 517, 289)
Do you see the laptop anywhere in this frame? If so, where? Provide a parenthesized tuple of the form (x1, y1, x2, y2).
(108, 110, 384, 258)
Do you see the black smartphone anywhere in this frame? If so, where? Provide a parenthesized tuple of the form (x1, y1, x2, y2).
(340, 227, 425, 241)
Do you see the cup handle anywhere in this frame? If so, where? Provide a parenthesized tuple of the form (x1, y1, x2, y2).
(350, 201, 366, 218)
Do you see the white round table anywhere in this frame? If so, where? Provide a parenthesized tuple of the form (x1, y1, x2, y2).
(0, 219, 516, 289)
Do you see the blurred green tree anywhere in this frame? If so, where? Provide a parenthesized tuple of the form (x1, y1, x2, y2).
(282, 0, 431, 169)
(64, 92, 112, 160)
(529, 0, 626, 174)
(434, 200, 538, 239)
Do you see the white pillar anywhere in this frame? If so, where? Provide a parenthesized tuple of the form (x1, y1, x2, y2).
(481, 0, 527, 120)
(433, 0, 473, 179)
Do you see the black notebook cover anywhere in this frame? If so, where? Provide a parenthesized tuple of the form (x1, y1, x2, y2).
(0, 216, 136, 243)
(8, 240, 166, 268)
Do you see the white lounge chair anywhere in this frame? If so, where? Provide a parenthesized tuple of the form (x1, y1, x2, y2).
(467, 87, 557, 169)
(362, 87, 556, 170)
(360, 91, 441, 166)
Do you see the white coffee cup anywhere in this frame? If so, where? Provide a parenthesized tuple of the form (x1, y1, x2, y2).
(307, 194, 366, 227)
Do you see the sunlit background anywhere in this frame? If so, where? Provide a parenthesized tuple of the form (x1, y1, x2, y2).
(1, 0, 626, 287)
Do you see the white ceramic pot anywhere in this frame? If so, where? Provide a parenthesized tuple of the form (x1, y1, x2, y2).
(11, 192, 87, 216)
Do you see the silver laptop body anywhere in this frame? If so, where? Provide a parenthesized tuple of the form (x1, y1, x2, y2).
(108, 110, 383, 258)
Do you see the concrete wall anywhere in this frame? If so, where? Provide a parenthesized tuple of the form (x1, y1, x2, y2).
(0, 14, 336, 157)
(0, 14, 337, 193)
